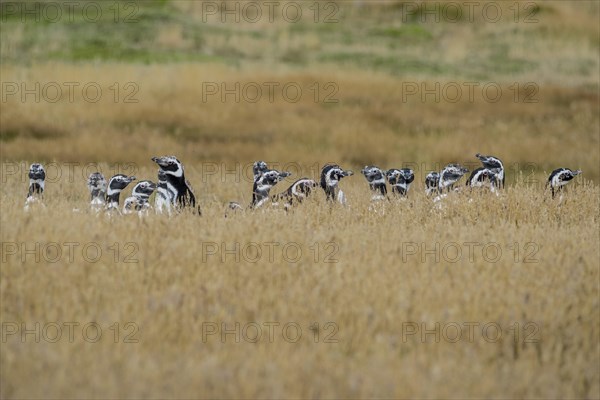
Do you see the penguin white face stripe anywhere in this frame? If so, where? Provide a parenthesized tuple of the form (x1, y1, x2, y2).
(320, 164, 353, 204)
(106, 174, 136, 212)
(387, 169, 401, 183)
(27, 163, 46, 196)
(361, 166, 386, 185)
(476, 153, 504, 169)
(152, 156, 184, 178)
(361, 166, 387, 200)
(476, 153, 504, 188)
(251, 168, 291, 208)
(325, 167, 351, 188)
(107, 174, 136, 196)
(547, 168, 582, 198)
(152, 155, 198, 213)
(425, 171, 440, 195)
(438, 163, 469, 192)
(131, 180, 156, 200)
(123, 180, 157, 215)
(386, 168, 414, 196)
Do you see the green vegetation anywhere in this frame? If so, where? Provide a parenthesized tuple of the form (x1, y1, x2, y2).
(1, 1, 597, 83)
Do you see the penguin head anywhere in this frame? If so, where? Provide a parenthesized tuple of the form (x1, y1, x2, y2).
(107, 174, 136, 194)
(28, 163, 46, 181)
(252, 161, 269, 182)
(321, 164, 354, 189)
(476, 153, 503, 169)
(361, 166, 386, 185)
(257, 169, 289, 189)
(132, 180, 156, 198)
(87, 172, 107, 195)
(386, 169, 401, 185)
(152, 156, 184, 177)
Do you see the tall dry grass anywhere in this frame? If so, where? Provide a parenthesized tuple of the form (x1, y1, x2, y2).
(1, 63, 598, 182)
(1, 164, 599, 398)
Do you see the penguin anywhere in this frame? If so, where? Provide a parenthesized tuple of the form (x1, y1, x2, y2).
(251, 169, 291, 209)
(361, 166, 388, 201)
(105, 174, 136, 213)
(438, 163, 469, 193)
(228, 161, 291, 212)
(87, 172, 107, 213)
(386, 168, 415, 197)
(475, 153, 505, 188)
(152, 156, 199, 214)
(320, 164, 354, 205)
(547, 168, 582, 198)
(272, 178, 318, 209)
(123, 180, 156, 216)
(425, 171, 440, 196)
(24, 163, 46, 211)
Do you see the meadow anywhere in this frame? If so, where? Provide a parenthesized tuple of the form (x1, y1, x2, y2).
(1, 1, 599, 398)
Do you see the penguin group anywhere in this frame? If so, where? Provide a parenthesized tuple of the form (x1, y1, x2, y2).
(359, 154, 502, 202)
(22, 153, 584, 213)
(227, 161, 347, 214)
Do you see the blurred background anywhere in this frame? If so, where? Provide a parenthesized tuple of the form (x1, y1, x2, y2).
(1, 0, 599, 183)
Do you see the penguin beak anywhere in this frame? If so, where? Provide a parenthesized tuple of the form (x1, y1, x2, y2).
(278, 171, 292, 179)
(152, 156, 168, 167)
(344, 170, 354, 177)
(127, 176, 136, 183)
(574, 170, 582, 175)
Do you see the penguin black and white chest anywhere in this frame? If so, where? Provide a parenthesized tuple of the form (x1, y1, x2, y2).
(425, 171, 440, 196)
(547, 168, 582, 198)
(87, 172, 107, 212)
(152, 156, 198, 213)
(227, 161, 284, 212)
(466, 167, 491, 188)
(124, 180, 156, 215)
(155, 169, 175, 215)
(361, 166, 387, 201)
(273, 178, 318, 208)
(320, 164, 354, 204)
(476, 154, 504, 188)
(24, 163, 46, 211)
(386, 168, 415, 197)
(251, 169, 291, 209)
(105, 174, 136, 212)
(438, 163, 469, 193)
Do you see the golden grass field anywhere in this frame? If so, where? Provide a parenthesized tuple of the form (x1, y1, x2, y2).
(1, 0, 599, 398)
